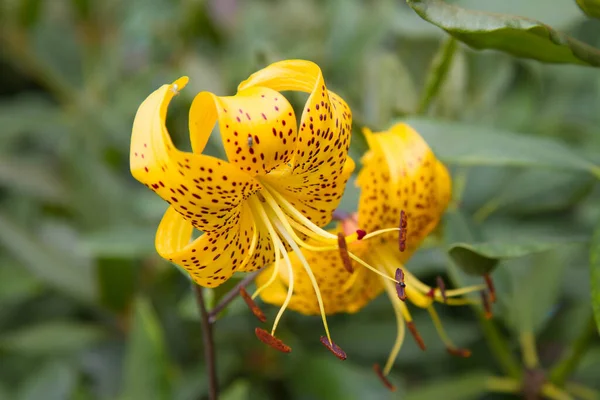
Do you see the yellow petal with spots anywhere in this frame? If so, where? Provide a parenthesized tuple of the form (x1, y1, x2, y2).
(155, 204, 272, 287)
(130, 77, 262, 233)
(257, 229, 383, 315)
(357, 123, 451, 254)
(189, 87, 298, 176)
(240, 60, 355, 226)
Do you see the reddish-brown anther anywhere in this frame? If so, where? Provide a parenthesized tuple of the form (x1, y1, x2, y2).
(240, 287, 266, 323)
(337, 233, 354, 273)
(407, 321, 426, 350)
(398, 210, 408, 252)
(484, 274, 496, 303)
(320, 336, 347, 360)
(436, 276, 447, 303)
(373, 364, 396, 391)
(356, 229, 367, 240)
(255, 328, 292, 353)
(447, 347, 472, 358)
(481, 291, 492, 319)
(395, 268, 407, 301)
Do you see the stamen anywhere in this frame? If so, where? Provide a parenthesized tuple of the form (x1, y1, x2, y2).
(356, 229, 366, 240)
(399, 210, 408, 252)
(270, 240, 295, 335)
(337, 233, 354, 273)
(373, 364, 396, 391)
(320, 336, 347, 360)
(407, 321, 426, 350)
(427, 305, 471, 358)
(255, 327, 291, 353)
(436, 276, 447, 303)
(484, 274, 496, 303)
(447, 347, 472, 358)
(395, 268, 407, 301)
(239, 287, 266, 323)
(481, 291, 492, 319)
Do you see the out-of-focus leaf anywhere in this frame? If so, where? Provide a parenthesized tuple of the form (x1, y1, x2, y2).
(577, 0, 600, 19)
(122, 297, 170, 400)
(83, 226, 155, 258)
(447, 240, 573, 275)
(418, 37, 458, 114)
(0, 212, 97, 302)
(0, 322, 107, 355)
(405, 372, 490, 400)
(17, 361, 76, 400)
(17, 0, 44, 28)
(97, 258, 137, 312)
(0, 157, 68, 203)
(0, 262, 41, 304)
(403, 118, 599, 174)
(407, 0, 600, 67)
(220, 380, 250, 400)
(591, 217, 600, 334)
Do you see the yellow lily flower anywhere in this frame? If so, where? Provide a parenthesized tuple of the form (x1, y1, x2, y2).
(130, 60, 398, 354)
(256, 123, 490, 385)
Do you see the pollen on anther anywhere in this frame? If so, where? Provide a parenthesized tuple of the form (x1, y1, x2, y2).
(337, 233, 353, 273)
(484, 274, 496, 303)
(356, 229, 366, 240)
(481, 291, 493, 319)
(373, 364, 396, 391)
(407, 321, 426, 350)
(399, 210, 408, 252)
(255, 328, 291, 353)
(395, 268, 407, 301)
(447, 347, 472, 358)
(320, 336, 347, 360)
(240, 288, 266, 323)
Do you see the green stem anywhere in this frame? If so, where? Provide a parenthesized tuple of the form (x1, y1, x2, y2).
(416, 36, 458, 114)
(519, 331, 540, 369)
(486, 376, 521, 394)
(479, 314, 523, 380)
(549, 315, 597, 386)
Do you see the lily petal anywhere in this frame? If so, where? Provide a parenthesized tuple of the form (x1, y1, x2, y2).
(130, 78, 262, 233)
(357, 123, 451, 254)
(189, 86, 298, 176)
(156, 204, 271, 287)
(240, 60, 355, 226)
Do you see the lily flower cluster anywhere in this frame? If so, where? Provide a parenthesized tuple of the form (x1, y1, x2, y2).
(130, 60, 495, 390)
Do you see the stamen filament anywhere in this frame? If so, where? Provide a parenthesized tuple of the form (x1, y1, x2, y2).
(273, 219, 334, 345)
(271, 239, 294, 335)
(427, 305, 471, 357)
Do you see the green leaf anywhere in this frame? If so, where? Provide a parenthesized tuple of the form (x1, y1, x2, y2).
(447, 240, 571, 275)
(576, 0, 600, 19)
(17, 361, 76, 400)
(122, 298, 171, 400)
(407, 0, 600, 67)
(405, 372, 490, 400)
(402, 117, 599, 175)
(0, 321, 107, 355)
(83, 226, 156, 258)
(591, 217, 600, 334)
(0, 157, 68, 204)
(97, 258, 137, 312)
(0, 212, 97, 302)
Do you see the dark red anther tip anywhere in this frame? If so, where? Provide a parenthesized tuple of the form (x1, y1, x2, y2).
(239, 288, 266, 323)
(407, 321, 426, 351)
(373, 364, 396, 391)
(447, 347, 472, 358)
(484, 274, 496, 303)
(436, 276, 447, 303)
(481, 291, 492, 320)
(399, 210, 408, 252)
(395, 268, 407, 301)
(255, 328, 292, 353)
(320, 336, 347, 360)
(356, 229, 367, 240)
(337, 233, 354, 274)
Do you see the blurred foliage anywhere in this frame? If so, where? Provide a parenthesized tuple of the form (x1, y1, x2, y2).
(1, 0, 600, 399)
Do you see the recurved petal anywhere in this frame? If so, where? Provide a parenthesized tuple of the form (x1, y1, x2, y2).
(190, 86, 298, 177)
(156, 204, 273, 287)
(257, 231, 382, 315)
(239, 60, 355, 227)
(357, 123, 451, 253)
(130, 78, 261, 233)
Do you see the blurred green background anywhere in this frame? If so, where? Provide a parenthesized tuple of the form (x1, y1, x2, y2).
(1, 0, 600, 399)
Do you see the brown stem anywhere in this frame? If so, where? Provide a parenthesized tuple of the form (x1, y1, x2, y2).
(193, 284, 218, 400)
(208, 271, 260, 323)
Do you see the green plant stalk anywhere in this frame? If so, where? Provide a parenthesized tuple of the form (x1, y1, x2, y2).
(519, 331, 540, 369)
(549, 315, 597, 386)
(417, 36, 458, 114)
